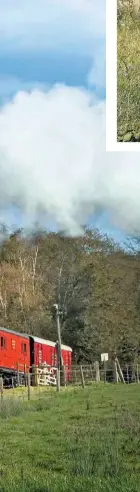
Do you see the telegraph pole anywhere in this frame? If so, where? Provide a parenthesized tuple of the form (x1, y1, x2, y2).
(53, 303, 62, 391)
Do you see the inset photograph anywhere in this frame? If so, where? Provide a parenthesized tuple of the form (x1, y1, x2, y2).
(117, 0, 140, 142)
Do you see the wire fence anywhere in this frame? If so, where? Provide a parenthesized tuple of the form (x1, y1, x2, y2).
(0, 358, 140, 404)
(69, 362, 140, 386)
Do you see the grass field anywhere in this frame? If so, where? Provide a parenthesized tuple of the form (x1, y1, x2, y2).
(0, 383, 140, 491)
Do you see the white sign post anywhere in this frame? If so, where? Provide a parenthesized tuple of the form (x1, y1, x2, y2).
(101, 353, 108, 362)
(101, 353, 108, 382)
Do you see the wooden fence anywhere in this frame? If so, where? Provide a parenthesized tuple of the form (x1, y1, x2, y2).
(0, 358, 140, 401)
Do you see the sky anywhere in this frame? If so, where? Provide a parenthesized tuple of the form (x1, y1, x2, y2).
(0, 0, 137, 245)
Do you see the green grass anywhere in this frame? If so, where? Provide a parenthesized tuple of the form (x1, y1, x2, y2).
(0, 384, 140, 491)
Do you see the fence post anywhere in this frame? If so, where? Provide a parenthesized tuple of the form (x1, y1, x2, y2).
(113, 360, 118, 383)
(32, 365, 38, 386)
(27, 373, 31, 400)
(90, 364, 93, 380)
(17, 362, 20, 386)
(24, 364, 26, 386)
(94, 361, 100, 382)
(116, 357, 125, 383)
(0, 377, 3, 401)
(136, 364, 139, 383)
(80, 365, 85, 388)
(56, 368, 60, 392)
(74, 367, 77, 384)
(126, 364, 129, 384)
(60, 365, 66, 387)
(104, 359, 107, 383)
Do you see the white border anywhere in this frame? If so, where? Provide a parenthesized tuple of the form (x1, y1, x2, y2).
(106, 0, 117, 151)
(106, 0, 140, 151)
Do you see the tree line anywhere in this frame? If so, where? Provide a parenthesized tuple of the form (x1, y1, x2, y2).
(0, 223, 140, 366)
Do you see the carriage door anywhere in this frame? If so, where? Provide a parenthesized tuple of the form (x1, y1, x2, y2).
(0, 334, 7, 366)
(38, 343, 42, 366)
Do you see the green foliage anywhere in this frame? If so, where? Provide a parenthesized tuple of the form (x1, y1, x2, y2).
(117, 0, 140, 141)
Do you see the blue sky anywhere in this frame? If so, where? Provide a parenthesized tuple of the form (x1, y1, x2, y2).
(0, 0, 127, 244)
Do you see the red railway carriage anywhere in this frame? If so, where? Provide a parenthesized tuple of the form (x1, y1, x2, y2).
(30, 335, 72, 369)
(0, 327, 30, 375)
(0, 327, 72, 385)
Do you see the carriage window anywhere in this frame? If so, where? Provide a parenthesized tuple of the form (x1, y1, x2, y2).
(1, 336, 6, 349)
(21, 343, 27, 353)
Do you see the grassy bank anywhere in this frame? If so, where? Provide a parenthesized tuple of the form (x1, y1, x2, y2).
(0, 384, 140, 491)
(117, 0, 140, 141)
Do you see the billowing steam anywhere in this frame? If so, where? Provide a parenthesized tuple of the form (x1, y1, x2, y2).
(0, 85, 140, 236)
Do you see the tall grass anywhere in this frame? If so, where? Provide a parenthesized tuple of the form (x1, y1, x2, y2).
(0, 385, 140, 491)
(0, 397, 23, 419)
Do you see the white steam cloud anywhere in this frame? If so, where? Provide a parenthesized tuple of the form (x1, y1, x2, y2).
(88, 42, 106, 89)
(0, 85, 140, 236)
